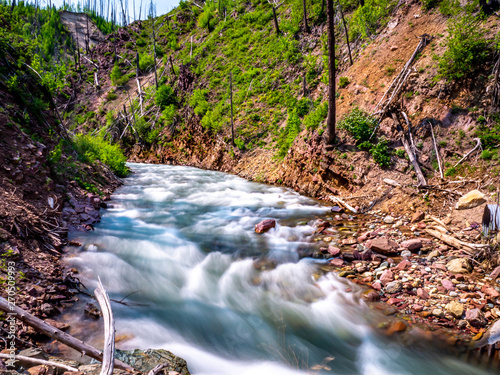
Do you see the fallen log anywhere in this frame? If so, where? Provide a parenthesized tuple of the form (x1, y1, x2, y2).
(454, 138, 482, 168)
(330, 196, 358, 213)
(428, 121, 444, 179)
(425, 228, 489, 252)
(0, 354, 78, 372)
(391, 112, 427, 186)
(0, 297, 135, 373)
(95, 278, 115, 375)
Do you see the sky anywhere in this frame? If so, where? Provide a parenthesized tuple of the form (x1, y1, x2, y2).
(48, 0, 180, 20)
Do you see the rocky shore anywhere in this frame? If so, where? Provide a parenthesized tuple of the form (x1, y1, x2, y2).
(308, 190, 500, 356)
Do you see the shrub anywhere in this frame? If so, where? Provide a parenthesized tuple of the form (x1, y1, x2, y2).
(138, 54, 155, 72)
(438, 12, 489, 80)
(370, 138, 391, 167)
(277, 111, 301, 158)
(395, 148, 406, 158)
(295, 98, 312, 117)
(481, 149, 493, 160)
(73, 134, 129, 177)
(155, 85, 176, 109)
(475, 121, 500, 149)
(338, 108, 377, 144)
(189, 89, 210, 116)
(110, 63, 122, 86)
(304, 102, 328, 131)
(339, 76, 350, 88)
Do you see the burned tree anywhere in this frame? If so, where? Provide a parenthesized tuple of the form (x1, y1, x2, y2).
(325, 0, 336, 144)
(267, 0, 284, 36)
(303, 0, 310, 33)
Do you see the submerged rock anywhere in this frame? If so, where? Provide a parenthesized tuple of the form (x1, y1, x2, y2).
(255, 219, 276, 233)
(114, 349, 191, 374)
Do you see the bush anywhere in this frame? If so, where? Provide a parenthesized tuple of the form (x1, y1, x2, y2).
(73, 134, 129, 177)
(481, 149, 493, 160)
(138, 54, 155, 72)
(304, 102, 328, 131)
(110, 63, 122, 86)
(277, 111, 301, 158)
(338, 107, 377, 144)
(295, 98, 312, 117)
(339, 76, 350, 88)
(438, 12, 489, 80)
(189, 89, 210, 116)
(370, 138, 391, 167)
(155, 85, 176, 109)
(349, 0, 396, 40)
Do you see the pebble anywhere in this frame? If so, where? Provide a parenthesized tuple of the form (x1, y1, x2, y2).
(425, 267, 431, 272)
(384, 216, 395, 224)
(385, 281, 402, 294)
(432, 309, 443, 317)
(449, 291, 458, 297)
(401, 250, 411, 258)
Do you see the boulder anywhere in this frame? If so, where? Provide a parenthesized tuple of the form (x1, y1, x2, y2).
(255, 219, 276, 233)
(446, 258, 472, 273)
(379, 269, 394, 286)
(114, 349, 191, 374)
(446, 301, 464, 319)
(366, 237, 399, 256)
(466, 308, 487, 327)
(455, 190, 486, 210)
(400, 239, 422, 251)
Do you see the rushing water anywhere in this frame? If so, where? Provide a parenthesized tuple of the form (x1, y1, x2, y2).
(65, 163, 494, 375)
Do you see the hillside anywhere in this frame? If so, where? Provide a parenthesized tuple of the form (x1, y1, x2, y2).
(66, 0, 500, 216)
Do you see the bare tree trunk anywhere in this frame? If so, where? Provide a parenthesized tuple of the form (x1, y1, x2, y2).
(169, 55, 176, 77)
(303, 72, 307, 96)
(272, 7, 280, 36)
(230, 71, 235, 146)
(302, 0, 310, 33)
(151, 2, 158, 89)
(95, 278, 115, 375)
(325, 0, 336, 144)
(119, 0, 127, 26)
(136, 52, 143, 114)
(338, 3, 353, 66)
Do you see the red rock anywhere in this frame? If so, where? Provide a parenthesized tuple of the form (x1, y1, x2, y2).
(441, 279, 455, 291)
(401, 239, 423, 251)
(362, 277, 374, 282)
(481, 285, 500, 298)
(68, 240, 82, 247)
(490, 266, 500, 279)
(417, 288, 429, 300)
(417, 222, 427, 229)
(255, 219, 276, 233)
(414, 304, 424, 312)
(411, 211, 425, 223)
(388, 298, 404, 305)
(380, 269, 394, 286)
(372, 281, 382, 291)
(330, 258, 344, 267)
(432, 263, 447, 271)
(386, 321, 407, 335)
(364, 291, 380, 301)
(466, 308, 487, 327)
(365, 237, 399, 255)
(396, 260, 411, 270)
(455, 274, 465, 281)
(327, 246, 341, 256)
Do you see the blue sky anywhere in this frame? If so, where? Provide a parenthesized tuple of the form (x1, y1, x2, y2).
(50, 0, 180, 20)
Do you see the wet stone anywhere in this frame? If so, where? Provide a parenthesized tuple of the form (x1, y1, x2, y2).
(385, 281, 402, 294)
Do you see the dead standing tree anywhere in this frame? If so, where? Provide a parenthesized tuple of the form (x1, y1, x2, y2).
(267, 0, 284, 36)
(324, 0, 336, 144)
(149, 0, 158, 89)
(303, 0, 310, 33)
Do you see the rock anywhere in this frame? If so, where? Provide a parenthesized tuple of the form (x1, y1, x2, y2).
(27, 285, 45, 297)
(380, 269, 394, 286)
(389, 45, 398, 51)
(331, 206, 344, 213)
(46, 319, 70, 331)
(372, 281, 382, 290)
(441, 279, 455, 291)
(446, 258, 472, 273)
(68, 241, 82, 247)
(490, 265, 500, 279)
(384, 216, 395, 224)
(28, 365, 54, 375)
(396, 260, 411, 270)
(466, 308, 487, 327)
(330, 258, 344, 267)
(366, 237, 399, 256)
(455, 190, 486, 210)
(327, 246, 341, 256)
(84, 303, 101, 320)
(40, 303, 58, 317)
(426, 250, 440, 261)
(400, 239, 422, 251)
(385, 281, 402, 294)
(446, 301, 464, 318)
(386, 321, 406, 335)
(432, 309, 444, 317)
(113, 349, 191, 374)
(411, 211, 425, 223)
(364, 290, 380, 301)
(482, 285, 500, 298)
(417, 288, 429, 300)
(255, 219, 276, 233)
(400, 250, 411, 259)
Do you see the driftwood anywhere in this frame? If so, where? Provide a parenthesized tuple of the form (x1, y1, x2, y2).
(454, 138, 482, 168)
(383, 178, 401, 187)
(425, 228, 489, 252)
(0, 297, 135, 372)
(147, 363, 169, 375)
(330, 196, 358, 213)
(428, 121, 444, 179)
(0, 354, 79, 372)
(95, 278, 115, 375)
(391, 112, 427, 186)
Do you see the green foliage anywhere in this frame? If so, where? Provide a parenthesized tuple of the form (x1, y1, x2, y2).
(110, 63, 123, 86)
(338, 108, 377, 143)
(422, 0, 441, 10)
(438, 12, 489, 80)
(370, 138, 391, 167)
(189, 89, 210, 116)
(339, 76, 350, 88)
(349, 0, 397, 40)
(481, 149, 493, 160)
(234, 138, 246, 150)
(155, 85, 176, 109)
(277, 111, 301, 158)
(48, 141, 63, 164)
(304, 102, 328, 131)
(160, 104, 177, 124)
(198, 2, 216, 31)
(73, 134, 129, 177)
(475, 121, 500, 149)
(394, 148, 406, 158)
(139, 54, 155, 72)
(295, 98, 312, 117)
